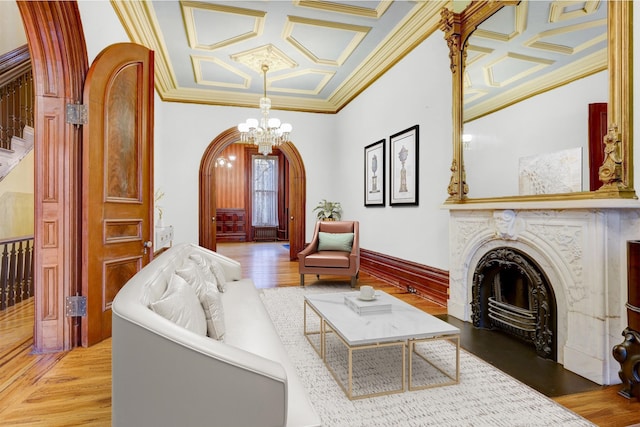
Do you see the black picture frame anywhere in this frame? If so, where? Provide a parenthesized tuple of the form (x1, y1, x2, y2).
(389, 125, 419, 206)
(364, 139, 385, 206)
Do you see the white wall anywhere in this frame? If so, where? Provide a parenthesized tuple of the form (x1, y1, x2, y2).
(0, 1, 27, 54)
(334, 33, 453, 269)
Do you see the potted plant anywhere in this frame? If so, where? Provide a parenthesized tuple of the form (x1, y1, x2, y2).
(313, 199, 342, 221)
(155, 189, 165, 227)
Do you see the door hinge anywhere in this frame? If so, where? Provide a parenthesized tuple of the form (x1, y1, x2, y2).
(65, 103, 87, 125)
(65, 295, 87, 317)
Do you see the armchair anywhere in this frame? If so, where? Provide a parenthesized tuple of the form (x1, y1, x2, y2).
(298, 220, 360, 287)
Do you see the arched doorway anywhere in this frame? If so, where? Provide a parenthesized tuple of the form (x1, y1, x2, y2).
(18, 1, 87, 352)
(199, 127, 306, 260)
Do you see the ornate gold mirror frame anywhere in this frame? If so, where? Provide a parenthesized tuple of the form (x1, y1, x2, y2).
(441, 0, 634, 203)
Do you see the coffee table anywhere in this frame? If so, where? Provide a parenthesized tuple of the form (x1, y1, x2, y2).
(304, 290, 460, 400)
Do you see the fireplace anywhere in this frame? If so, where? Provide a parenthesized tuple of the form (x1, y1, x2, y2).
(445, 202, 640, 385)
(471, 247, 556, 360)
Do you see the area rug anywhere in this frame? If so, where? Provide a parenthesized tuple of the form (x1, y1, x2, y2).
(260, 285, 596, 427)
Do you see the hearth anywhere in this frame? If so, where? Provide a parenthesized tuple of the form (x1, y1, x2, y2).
(446, 202, 640, 385)
(471, 247, 556, 360)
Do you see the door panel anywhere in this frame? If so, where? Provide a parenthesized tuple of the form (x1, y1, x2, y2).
(588, 103, 607, 191)
(81, 43, 154, 347)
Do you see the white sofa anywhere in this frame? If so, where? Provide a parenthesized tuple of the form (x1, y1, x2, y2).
(112, 243, 322, 427)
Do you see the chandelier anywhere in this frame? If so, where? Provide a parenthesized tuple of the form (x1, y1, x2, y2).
(237, 64, 292, 156)
(215, 154, 236, 168)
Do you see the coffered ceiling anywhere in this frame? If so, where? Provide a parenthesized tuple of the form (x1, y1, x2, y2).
(464, 0, 607, 121)
(110, 1, 607, 116)
(111, 0, 446, 114)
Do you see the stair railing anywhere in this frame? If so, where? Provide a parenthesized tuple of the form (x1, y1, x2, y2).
(0, 45, 33, 150)
(0, 235, 34, 311)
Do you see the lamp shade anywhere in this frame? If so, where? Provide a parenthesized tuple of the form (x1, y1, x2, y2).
(268, 117, 281, 128)
(280, 123, 292, 133)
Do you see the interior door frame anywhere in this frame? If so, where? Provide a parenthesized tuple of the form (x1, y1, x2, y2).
(18, 1, 88, 352)
(199, 128, 306, 260)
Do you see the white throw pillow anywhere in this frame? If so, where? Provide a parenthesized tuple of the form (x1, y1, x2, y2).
(189, 253, 219, 289)
(201, 285, 225, 340)
(209, 261, 227, 292)
(150, 274, 207, 336)
(182, 255, 226, 339)
(176, 261, 212, 299)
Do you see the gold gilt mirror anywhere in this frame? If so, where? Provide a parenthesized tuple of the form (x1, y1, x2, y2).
(441, 0, 634, 202)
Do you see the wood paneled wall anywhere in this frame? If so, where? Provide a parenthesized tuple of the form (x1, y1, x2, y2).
(215, 144, 246, 209)
(360, 249, 449, 306)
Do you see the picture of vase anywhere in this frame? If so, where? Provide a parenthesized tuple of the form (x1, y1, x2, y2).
(390, 125, 418, 206)
(370, 154, 379, 193)
(398, 145, 408, 193)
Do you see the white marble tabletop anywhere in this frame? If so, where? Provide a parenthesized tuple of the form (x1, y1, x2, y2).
(305, 290, 460, 346)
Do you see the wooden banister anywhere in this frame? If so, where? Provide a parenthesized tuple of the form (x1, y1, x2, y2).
(0, 44, 33, 150)
(0, 235, 34, 310)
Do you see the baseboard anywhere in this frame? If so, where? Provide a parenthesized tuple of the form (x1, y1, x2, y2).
(360, 248, 449, 306)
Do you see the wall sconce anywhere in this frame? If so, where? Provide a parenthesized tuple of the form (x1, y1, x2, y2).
(215, 154, 236, 168)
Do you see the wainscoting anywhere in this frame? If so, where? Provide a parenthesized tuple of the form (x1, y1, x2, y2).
(216, 208, 246, 242)
(360, 249, 449, 306)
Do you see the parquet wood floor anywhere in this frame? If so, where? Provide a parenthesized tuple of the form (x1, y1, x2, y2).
(0, 242, 637, 426)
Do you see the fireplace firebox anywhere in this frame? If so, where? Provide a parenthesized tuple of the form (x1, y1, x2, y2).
(471, 247, 557, 360)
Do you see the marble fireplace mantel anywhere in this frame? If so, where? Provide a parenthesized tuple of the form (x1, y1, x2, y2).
(443, 198, 640, 385)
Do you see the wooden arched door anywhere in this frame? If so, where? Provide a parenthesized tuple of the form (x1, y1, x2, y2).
(199, 128, 306, 260)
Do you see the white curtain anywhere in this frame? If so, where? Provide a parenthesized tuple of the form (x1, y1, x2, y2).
(252, 155, 279, 226)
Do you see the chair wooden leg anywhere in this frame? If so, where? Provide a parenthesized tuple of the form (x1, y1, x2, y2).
(300, 274, 305, 287)
(351, 275, 357, 288)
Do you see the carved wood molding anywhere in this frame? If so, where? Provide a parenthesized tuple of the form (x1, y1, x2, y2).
(17, 1, 89, 352)
(360, 248, 449, 306)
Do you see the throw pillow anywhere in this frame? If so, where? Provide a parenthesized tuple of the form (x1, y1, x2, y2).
(209, 261, 227, 292)
(317, 232, 354, 252)
(150, 274, 207, 335)
(189, 253, 219, 290)
(201, 285, 225, 340)
(175, 261, 208, 298)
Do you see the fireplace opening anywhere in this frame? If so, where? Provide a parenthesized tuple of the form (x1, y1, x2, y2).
(471, 247, 557, 360)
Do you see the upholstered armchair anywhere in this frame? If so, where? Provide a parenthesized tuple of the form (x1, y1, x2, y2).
(298, 220, 360, 287)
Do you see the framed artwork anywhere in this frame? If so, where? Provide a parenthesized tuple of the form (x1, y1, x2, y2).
(389, 125, 419, 206)
(519, 147, 582, 195)
(364, 139, 385, 206)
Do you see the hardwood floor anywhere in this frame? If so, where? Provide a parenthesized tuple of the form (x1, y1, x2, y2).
(0, 241, 638, 426)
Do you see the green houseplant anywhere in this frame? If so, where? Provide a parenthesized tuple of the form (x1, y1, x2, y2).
(313, 199, 342, 221)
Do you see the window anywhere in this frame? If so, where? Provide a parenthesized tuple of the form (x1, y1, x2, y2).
(252, 155, 278, 226)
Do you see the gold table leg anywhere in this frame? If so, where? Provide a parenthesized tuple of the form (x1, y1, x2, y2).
(408, 334, 460, 391)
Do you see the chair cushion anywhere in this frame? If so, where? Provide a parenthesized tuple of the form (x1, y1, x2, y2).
(317, 232, 354, 252)
(304, 251, 350, 268)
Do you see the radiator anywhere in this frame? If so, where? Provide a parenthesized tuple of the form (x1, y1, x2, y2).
(254, 226, 278, 241)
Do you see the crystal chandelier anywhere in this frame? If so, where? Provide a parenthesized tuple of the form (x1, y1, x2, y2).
(237, 64, 292, 156)
(214, 154, 236, 168)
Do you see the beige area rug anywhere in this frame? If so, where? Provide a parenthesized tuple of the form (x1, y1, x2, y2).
(260, 285, 596, 427)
